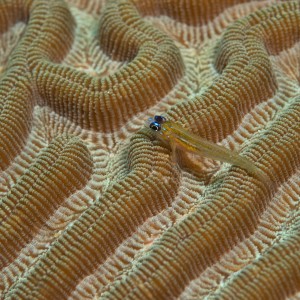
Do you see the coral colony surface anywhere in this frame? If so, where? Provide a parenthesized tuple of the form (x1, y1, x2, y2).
(0, 0, 300, 299)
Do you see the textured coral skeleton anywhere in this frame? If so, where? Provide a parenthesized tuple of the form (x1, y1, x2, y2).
(0, 0, 300, 299)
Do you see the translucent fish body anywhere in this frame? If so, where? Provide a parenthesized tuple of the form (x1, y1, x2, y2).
(148, 118, 268, 183)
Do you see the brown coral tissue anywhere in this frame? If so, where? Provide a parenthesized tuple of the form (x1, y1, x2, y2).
(1, 0, 300, 299)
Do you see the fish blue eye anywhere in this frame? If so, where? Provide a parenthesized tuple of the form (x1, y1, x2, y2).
(149, 121, 161, 131)
(154, 115, 166, 124)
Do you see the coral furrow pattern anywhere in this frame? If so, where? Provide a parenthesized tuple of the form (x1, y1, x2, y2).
(131, 0, 251, 26)
(27, 0, 184, 132)
(1, 0, 300, 299)
(5, 132, 180, 299)
(102, 94, 300, 300)
(0, 135, 93, 271)
(0, 0, 33, 169)
(169, 2, 300, 142)
(212, 234, 300, 299)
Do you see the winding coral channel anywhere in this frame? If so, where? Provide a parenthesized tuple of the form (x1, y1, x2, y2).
(0, 0, 300, 300)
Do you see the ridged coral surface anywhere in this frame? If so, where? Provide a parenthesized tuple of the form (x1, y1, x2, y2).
(0, 0, 300, 299)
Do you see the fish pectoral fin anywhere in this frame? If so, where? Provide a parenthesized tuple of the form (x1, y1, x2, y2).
(169, 140, 179, 165)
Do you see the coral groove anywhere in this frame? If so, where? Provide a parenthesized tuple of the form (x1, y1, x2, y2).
(30, 0, 184, 132)
(0, 0, 33, 170)
(1, 0, 300, 299)
(0, 135, 93, 270)
(6, 132, 180, 299)
(168, 2, 300, 141)
(103, 93, 300, 300)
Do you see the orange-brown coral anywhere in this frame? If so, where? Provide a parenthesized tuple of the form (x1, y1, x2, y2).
(0, 0, 300, 299)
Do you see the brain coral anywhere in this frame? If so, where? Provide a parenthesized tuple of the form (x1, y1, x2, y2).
(0, 0, 300, 299)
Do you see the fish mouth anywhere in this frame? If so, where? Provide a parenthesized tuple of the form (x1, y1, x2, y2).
(145, 117, 155, 127)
